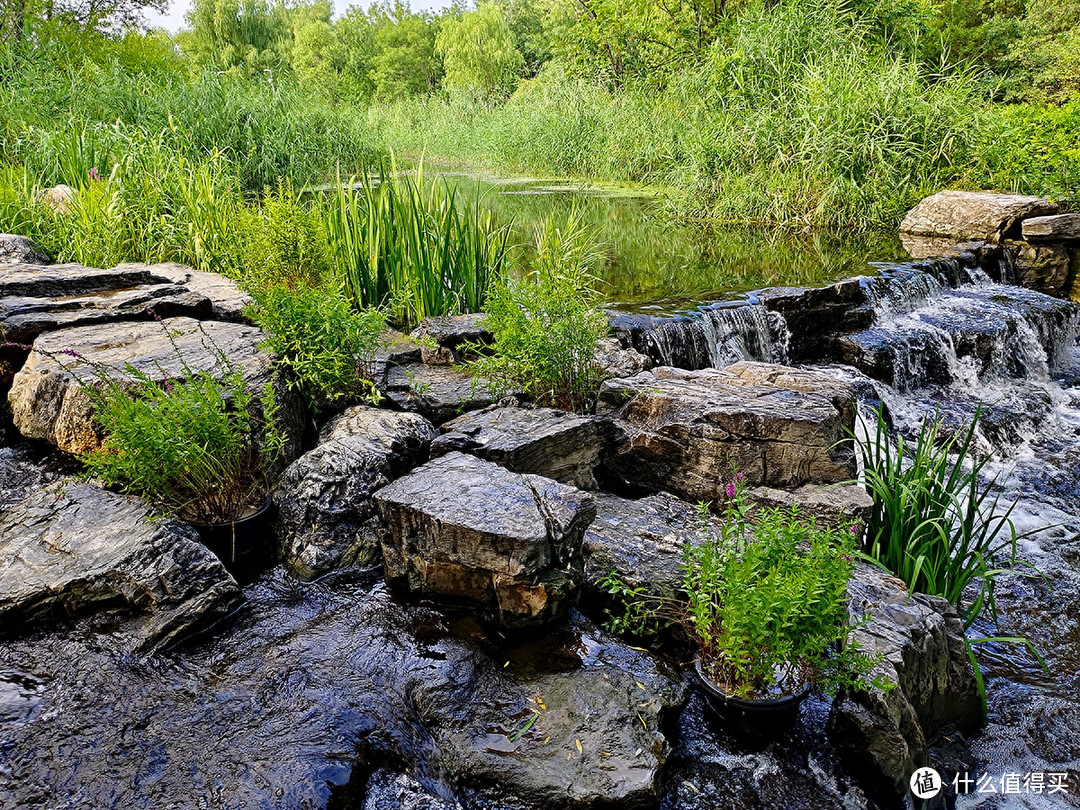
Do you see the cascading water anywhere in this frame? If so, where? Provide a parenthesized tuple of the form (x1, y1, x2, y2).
(633, 303, 789, 370)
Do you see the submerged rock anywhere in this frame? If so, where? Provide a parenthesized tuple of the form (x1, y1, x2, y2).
(900, 190, 1057, 242)
(374, 452, 595, 628)
(0, 234, 50, 266)
(0, 480, 240, 651)
(597, 362, 857, 499)
(7, 316, 303, 459)
(431, 405, 614, 489)
(832, 563, 981, 794)
(275, 406, 437, 579)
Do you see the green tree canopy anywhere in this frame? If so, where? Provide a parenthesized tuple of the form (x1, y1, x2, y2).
(436, 2, 524, 96)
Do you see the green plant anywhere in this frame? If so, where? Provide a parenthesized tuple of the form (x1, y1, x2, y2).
(469, 209, 608, 413)
(857, 406, 1039, 629)
(68, 328, 286, 524)
(249, 283, 387, 409)
(321, 162, 513, 330)
(604, 478, 886, 699)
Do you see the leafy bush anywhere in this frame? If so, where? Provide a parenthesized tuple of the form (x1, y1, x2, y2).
(242, 180, 329, 290)
(604, 478, 885, 699)
(469, 210, 608, 413)
(72, 334, 285, 524)
(249, 283, 386, 410)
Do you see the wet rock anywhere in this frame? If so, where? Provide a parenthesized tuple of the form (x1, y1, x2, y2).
(1003, 239, 1072, 295)
(831, 563, 981, 794)
(745, 483, 873, 528)
(275, 406, 437, 579)
(583, 491, 707, 604)
(1021, 213, 1080, 241)
(116, 262, 253, 321)
(381, 362, 497, 425)
(0, 440, 79, 513)
(758, 279, 871, 363)
(431, 405, 614, 489)
(834, 327, 953, 390)
(0, 480, 240, 650)
(594, 336, 652, 379)
(7, 316, 303, 460)
(374, 452, 595, 628)
(0, 234, 50, 266)
(411, 313, 490, 365)
(597, 363, 857, 499)
(900, 190, 1057, 242)
(362, 770, 462, 810)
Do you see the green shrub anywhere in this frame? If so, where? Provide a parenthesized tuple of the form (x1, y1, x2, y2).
(604, 478, 886, 699)
(469, 210, 608, 413)
(242, 180, 329, 290)
(249, 284, 386, 410)
(73, 336, 285, 524)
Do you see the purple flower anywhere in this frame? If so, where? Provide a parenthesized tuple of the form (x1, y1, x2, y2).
(145, 307, 162, 322)
(725, 482, 737, 498)
(2, 341, 33, 351)
(88, 167, 99, 181)
(60, 348, 84, 360)
(841, 554, 854, 563)
(848, 522, 863, 535)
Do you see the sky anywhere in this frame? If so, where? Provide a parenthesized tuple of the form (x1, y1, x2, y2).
(142, 0, 455, 33)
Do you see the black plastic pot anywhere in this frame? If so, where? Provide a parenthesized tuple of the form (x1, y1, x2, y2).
(190, 497, 273, 580)
(693, 659, 810, 740)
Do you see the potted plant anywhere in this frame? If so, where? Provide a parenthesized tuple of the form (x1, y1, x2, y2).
(604, 476, 887, 739)
(56, 332, 286, 576)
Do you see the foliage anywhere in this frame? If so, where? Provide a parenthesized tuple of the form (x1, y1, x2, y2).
(70, 327, 285, 524)
(856, 406, 1040, 630)
(321, 164, 512, 330)
(181, 0, 292, 76)
(436, 3, 524, 98)
(469, 209, 608, 413)
(249, 283, 386, 409)
(604, 478, 887, 699)
(242, 179, 328, 289)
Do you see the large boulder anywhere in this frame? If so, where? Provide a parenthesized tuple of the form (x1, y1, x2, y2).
(1022, 213, 1080, 241)
(431, 405, 615, 489)
(114, 262, 253, 321)
(745, 482, 874, 528)
(831, 564, 981, 794)
(410, 312, 490, 365)
(374, 452, 595, 628)
(380, 362, 497, 425)
(900, 190, 1058, 242)
(274, 406, 437, 579)
(597, 362, 857, 499)
(0, 480, 241, 650)
(7, 316, 303, 460)
(1002, 239, 1072, 295)
(0, 234, 50, 266)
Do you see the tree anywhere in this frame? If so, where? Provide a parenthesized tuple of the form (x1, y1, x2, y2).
(1, 0, 166, 45)
(369, 1, 440, 100)
(436, 2, 524, 97)
(181, 0, 291, 75)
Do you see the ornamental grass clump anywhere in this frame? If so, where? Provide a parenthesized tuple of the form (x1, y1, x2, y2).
(603, 477, 886, 699)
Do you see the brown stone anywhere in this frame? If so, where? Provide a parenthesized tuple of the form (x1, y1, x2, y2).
(1003, 239, 1071, 295)
(900, 190, 1057, 242)
(1021, 213, 1080, 241)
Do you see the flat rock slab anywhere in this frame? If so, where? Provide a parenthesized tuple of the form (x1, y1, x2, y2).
(275, 406, 437, 579)
(0, 480, 240, 650)
(1022, 213, 1080, 241)
(745, 483, 873, 527)
(900, 190, 1058, 242)
(411, 312, 490, 365)
(381, 362, 497, 425)
(8, 316, 302, 458)
(597, 362, 857, 499)
(432, 405, 614, 489)
(115, 262, 252, 321)
(0, 234, 50, 266)
(375, 452, 595, 628)
(831, 563, 980, 793)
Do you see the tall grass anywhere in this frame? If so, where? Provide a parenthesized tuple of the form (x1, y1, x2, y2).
(320, 164, 513, 330)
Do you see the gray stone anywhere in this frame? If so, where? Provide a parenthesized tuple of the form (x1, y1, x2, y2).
(831, 563, 981, 793)
(598, 362, 857, 499)
(900, 190, 1058, 242)
(116, 262, 253, 321)
(362, 770, 462, 810)
(0, 234, 50, 266)
(594, 336, 653, 379)
(745, 483, 873, 528)
(8, 317, 303, 461)
(0, 480, 241, 650)
(39, 184, 75, 215)
(1021, 213, 1080, 241)
(431, 405, 614, 489)
(1003, 239, 1071, 295)
(411, 312, 490, 365)
(0, 262, 167, 298)
(374, 452, 595, 628)
(274, 406, 437, 579)
(381, 362, 496, 425)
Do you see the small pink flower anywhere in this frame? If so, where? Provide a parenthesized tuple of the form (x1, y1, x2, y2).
(88, 167, 99, 181)
(848, 523, 863, 535)
(725, 482, 737, 498)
